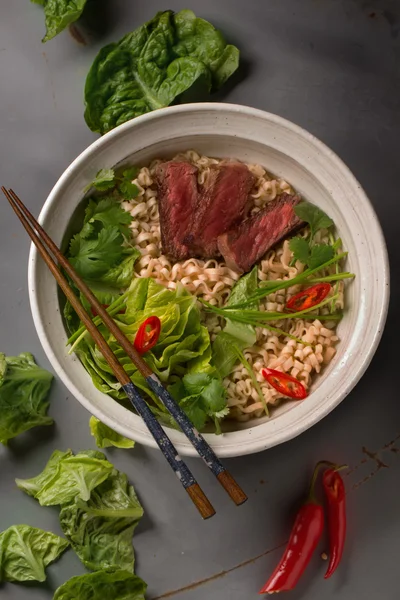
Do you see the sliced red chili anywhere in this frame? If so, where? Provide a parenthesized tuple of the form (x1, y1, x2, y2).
(90, 304, 126, 317)
(262, 368, 308, 400)
(134, 316, 161, 354)
(286, 283, 331, 312)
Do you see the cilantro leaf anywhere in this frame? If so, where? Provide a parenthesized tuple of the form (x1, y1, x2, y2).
(289, 237, 310, 265)
(84, 169, 115, 193)
(120, 167, 140, 181)
(86, 198, 133, 238)
(69, 226, 124, 280)
(294, 201, 333, 236)
(118, 180, 140, 200)
(308, 244, 335, 269)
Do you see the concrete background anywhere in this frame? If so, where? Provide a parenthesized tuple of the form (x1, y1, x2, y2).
(0, 0, 399, 598)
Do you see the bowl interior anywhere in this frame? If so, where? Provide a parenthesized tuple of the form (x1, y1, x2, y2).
(29, 105, 388, 456)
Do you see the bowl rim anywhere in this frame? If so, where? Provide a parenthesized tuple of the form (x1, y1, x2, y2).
(28, 102, 390, 457)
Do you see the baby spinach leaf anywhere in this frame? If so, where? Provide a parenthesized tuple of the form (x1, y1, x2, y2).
(84, 9, 239, 134)
(0, 525, 69, 582)
(16, 450, 113, 506)
(0, 352, 53, 445)
(59, 469, 143, 572)
(294, 201, 333, 237)
(90, 416, 135, 449)
(53, 569, 147, 600)
(32, 0, 88, 43)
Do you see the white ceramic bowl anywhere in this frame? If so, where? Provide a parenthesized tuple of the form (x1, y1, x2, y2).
(29, 103, 389, 457)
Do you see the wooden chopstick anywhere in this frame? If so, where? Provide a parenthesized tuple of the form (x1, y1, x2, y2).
(3, 187, 216, 520)
(4, 188, 247, 508)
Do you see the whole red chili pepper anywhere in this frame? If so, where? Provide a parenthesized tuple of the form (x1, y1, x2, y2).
(286, 283, 331, 312)
(134, 316, 161, 354)
(323, 467, 346, 579)
(259, 464, 324, 594)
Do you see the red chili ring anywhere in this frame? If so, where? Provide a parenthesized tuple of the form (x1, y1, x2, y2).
(134, 316, 161, 354)
(262, 368, 308, 400)
(286, 283, 331, 312)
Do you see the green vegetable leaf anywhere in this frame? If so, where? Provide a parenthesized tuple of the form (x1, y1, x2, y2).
(53, 569, 147, 600)
(224, 267, 258, 346)
(0, 352, 53, 445)
(118, 180, 140, 200)
(294, 201, 333, 237)
(84, 9, 239, 134)
(289, 236, 310, 265)
(41, 0, 88, 43)
(90, 416, 135, 449)
(212, 331, 246, 379)
(59, 469, 143, 572)
(84, 169, 116, 193)
(308, 243, 335, 269)
(15, 449, 73, 498)
(69, 225, 125, 280)
(16, 450, 113, 506)
(0, 525, 69, 582)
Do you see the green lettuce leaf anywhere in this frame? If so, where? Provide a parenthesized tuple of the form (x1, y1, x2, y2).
(31, 0, 88, 43)
(53, 569, 147, 600)
(59, 469, 143, 572)
(0, 525, 69, 582)
(70, 277, 227, 431)
(0, 352, 53, 445)
(84, 9, 239, 133)
(16, 450, 113, 506)
(15, 449, 73, 498)
(90, 416, 135, 449)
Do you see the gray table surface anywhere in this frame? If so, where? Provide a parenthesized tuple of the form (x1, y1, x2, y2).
(1, 0, 399, 598)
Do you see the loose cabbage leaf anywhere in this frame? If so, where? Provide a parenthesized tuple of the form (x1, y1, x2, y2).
(16, 450, 113, 506)
(0, 525, 69, 582)
(31, 0, 88, 43)
(59, 469, 143, 572)
(53, 569, 147, 600)
(90, 416, 135, 449)
(0, 352, 53, 445)
(84, 9, 239, 133)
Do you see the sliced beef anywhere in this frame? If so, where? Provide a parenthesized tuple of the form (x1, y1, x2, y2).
(184, 162, 256, 258)
(217, 194, 304, 273)
(155, 161, 200, 260)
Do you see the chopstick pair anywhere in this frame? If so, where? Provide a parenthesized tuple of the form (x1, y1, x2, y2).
(2, 187, 247, 519)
